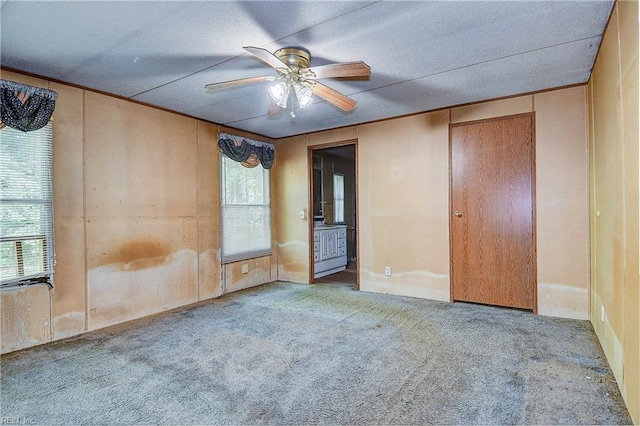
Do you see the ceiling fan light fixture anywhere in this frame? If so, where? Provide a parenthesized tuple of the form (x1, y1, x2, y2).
(295, 83, 313, 109)
(268, 81, 289, 108)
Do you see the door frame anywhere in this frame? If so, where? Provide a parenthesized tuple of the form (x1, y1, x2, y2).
(308, 140, 359, 289)
(448, 112, 538, 312)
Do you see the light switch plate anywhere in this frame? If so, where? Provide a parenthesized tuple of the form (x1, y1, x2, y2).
(385, 266, 392, 277)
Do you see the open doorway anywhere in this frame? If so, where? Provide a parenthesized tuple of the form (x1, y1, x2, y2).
(309, 141, 358, 289)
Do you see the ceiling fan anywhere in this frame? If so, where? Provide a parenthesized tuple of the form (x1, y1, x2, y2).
(205, 46, 371, 118)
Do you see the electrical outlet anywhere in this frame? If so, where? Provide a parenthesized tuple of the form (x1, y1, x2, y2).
(384, 266, 392, 277)
(601, 305, 605, 322)
(242, 263, 249, 274)
(299, 210, 305, 219)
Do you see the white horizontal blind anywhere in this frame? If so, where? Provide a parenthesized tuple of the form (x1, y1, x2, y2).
(0, 122, 54, 286)
(333, 173, 345, 223)
(220, 153, 271, 263)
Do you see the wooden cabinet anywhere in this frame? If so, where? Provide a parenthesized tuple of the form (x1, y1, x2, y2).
(314, 225, 347, 279)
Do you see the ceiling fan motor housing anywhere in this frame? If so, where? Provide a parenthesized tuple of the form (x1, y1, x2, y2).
(275, 47, 311, 69)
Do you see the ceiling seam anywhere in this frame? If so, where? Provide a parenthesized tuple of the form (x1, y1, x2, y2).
(343, 35, 605, 97)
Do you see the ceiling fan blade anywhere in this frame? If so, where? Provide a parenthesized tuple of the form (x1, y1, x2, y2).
(305, 61, 371, 79)
(311, 82, 357, 112)
(243, 46, 291, 71)
(205, 75, 276, 91)
(267, 101, 285, 117)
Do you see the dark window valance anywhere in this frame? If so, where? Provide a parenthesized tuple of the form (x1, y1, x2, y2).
(218, 133, 274, 169)
(0, 80, 58, 133)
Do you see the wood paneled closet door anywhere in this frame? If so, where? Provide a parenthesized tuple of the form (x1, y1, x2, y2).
(450, 113, 536, 310)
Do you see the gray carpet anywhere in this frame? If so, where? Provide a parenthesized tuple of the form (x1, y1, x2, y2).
(1, 282, 632, 425)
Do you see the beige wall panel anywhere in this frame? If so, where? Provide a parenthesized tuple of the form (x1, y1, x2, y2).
(52, 218, 86, 339)
(593, 292, 625, 380)
(357, 112, 450, 300)
(537, 283, 589, 320)
(85, 216, 197, 270)
(308, 127, 357, 146)
(1, 285, 51, 353)
(591, 9, 625, 344)
(275, 136, 310, 283)
(451, 95, 533, 123)
(623, 242, 640, 421)
(588, 79, 598, 327)
(49, 82, 87, 339)
(196, 122, 222, 300)
(50, 83, 84, 217)
(84, 92, 197, 219)
(85, 216, 199, 330)
(196, 122, 220, 216)
(360, 215, 450, 301)
(535, 87, 590, 319)
(590, 4, 639, 422)
(87, 248, 198, 330)
(619, 0, 640, 420)
(198, 218, 222, 300)
(198, 235, 224, 300)
(224, 256, 272, 293)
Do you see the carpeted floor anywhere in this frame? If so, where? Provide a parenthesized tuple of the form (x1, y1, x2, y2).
(0, 281, 632, 425)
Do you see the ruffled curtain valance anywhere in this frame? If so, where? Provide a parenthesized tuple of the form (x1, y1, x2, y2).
(218, 133, 274, 169)
(0, 79, 58, 132)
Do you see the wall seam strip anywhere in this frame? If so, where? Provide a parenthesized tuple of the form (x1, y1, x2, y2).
(195, 120, 200, 301)
(82, 89, 89, 332)
(614, 4, 629, 397)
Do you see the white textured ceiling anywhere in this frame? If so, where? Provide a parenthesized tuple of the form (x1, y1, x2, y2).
(0, 1, 613, 139)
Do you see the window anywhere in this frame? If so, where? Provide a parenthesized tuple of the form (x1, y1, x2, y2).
(220, 153, 271, 263)
(0, 122, 54, 287)
(333, 173, 345, 224)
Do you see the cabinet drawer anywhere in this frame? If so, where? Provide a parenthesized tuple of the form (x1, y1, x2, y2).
(314, 252, 321, 262)
(339, 247, 346, 256)
(313, 232, 320, 242)
(338, 238, 346, 248)
(313, 241, 320, 252)
(338, 228, 347, 238)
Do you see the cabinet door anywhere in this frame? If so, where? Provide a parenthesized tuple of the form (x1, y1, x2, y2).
(328, 231, 339, 258)
(320, 231, 332, 260)
(319, 229, 340, 261)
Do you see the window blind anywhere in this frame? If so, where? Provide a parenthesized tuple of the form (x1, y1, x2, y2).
(333, 173, 345, 224)
(0, 122, 54, 286)
(220, 153, 271, 263)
